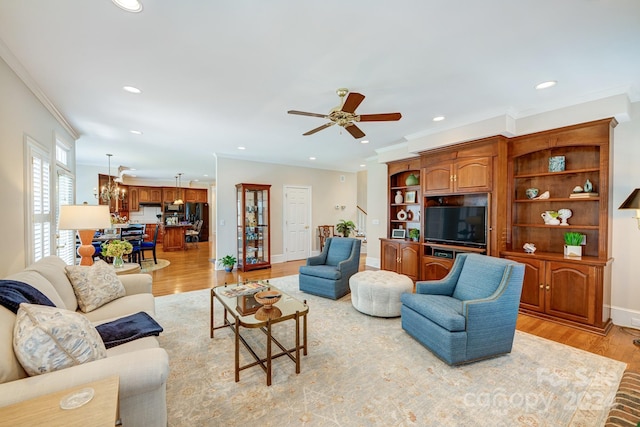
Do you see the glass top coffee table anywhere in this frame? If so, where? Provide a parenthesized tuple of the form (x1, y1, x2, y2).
(210, 281, 309, 386)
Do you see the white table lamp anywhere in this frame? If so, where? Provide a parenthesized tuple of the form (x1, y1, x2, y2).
(58, 204, 112, 265)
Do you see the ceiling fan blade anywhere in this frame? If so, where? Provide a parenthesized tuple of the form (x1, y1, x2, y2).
(288, 110, 327, 118)
(303, 122, 335, 136)
(358, 112, 402, 122)
(341, 92, 365, 114)
(345, 123, 366, 139)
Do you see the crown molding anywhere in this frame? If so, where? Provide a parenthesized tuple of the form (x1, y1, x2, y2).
(0, 38, 79, 140)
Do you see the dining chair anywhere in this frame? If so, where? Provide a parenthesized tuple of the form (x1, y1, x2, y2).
(120, 224, 145, 264)
(185, 220, 203, 249)
(141, 224, 160, 264)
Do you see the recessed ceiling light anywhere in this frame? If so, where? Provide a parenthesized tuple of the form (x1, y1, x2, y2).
(433, 116, 445, 122)
(130, 168, 136, 171)
(112, 0, 143, 13)
(193, 179, 199, 182)
(360, 140, 369, 144)
(123, 86, 142, 94)
(309, 157, 316, 160)
(360, 164, 366, 168)
(237, 146, 246, 150)
(130, 130, 142, 135)
(535, 80, 557, 90)
(203, 174, 208, 177)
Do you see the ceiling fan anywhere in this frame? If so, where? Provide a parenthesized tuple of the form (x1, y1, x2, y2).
(287, 88, 402, 139)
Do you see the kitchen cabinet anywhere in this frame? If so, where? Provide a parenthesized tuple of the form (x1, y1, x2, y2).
(381, 240, 420, 282)
(423, 157, 491, 195)
(185, 189, 207, 203)
(236, 183, 271, 271)
(504, 254, 611, 334)
(139, 187, 162, 203)
(163, 188, 177, 204)
(162, 225, 190, 251)
(129, 187, 139, 212)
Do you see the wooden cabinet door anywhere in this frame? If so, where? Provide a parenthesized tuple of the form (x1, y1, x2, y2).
(421, 256, 453, 281)
(185, 189, 198, 202)
(163, 188, 177, 203)
(138, 187, 150, 203)
(150, 188, 162, 203)
(398, 243, 420, 281)
(423, 162, 452, 194)
(545, 261, 596, 325)
(506, 256, 545, 313)
(381, 240, 400, 272)
(196, 189, 208, 203)
(129, 187, 140, 211)
(454, 157, 491, 192)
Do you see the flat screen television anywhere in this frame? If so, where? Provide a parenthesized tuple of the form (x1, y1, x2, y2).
(424, 206, 487, 248)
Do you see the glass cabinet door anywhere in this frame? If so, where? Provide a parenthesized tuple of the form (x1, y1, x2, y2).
(236, 183, 271, 271)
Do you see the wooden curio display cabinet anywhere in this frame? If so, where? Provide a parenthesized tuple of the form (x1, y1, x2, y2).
(380, 159, 421, 281)
(236, 183, 271, 272)
(502, 118, 616, 335)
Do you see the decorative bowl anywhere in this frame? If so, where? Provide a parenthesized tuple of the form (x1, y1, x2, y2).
(254, 290, 282, 307)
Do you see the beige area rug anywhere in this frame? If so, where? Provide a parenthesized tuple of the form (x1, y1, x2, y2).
(155, 275, 625, 426)
(140, 258, 170, 273)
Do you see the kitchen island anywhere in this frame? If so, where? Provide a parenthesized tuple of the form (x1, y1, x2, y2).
(162, 224, 192, 251)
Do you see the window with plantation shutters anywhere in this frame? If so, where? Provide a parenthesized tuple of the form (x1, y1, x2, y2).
(26, 138, 52, 264)
(55, 137, 75, 265)
(56, 171, 75, 264)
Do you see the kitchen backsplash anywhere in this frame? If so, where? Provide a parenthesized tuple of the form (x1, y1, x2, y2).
(129, 206, 162, 223)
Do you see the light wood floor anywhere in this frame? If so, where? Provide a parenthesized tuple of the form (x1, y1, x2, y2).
(150, 241, 640, 371)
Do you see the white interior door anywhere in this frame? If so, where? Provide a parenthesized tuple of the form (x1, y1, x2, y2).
(284, 186, 311, 261)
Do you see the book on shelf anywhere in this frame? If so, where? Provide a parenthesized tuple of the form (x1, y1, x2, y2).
(219, 281, 268, 298)
(569, 192, 599, 198)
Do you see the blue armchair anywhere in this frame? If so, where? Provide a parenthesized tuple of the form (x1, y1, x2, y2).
(400, 253, 525, 365)
(299, 237, 361, 300)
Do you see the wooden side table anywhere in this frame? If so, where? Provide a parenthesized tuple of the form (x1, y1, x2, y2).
(0, 376, 120, 427)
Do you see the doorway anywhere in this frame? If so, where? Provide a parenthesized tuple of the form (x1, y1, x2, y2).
(283, 185, 311, 261)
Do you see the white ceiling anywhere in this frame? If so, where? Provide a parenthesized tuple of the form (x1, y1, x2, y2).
(0, 0, 639, 184)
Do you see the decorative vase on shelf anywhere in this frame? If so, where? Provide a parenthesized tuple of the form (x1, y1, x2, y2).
(405, 174, 419, 186)
(397, 209, 407, 220)
(113, 256, 124, 268)
(395, 191, 403, 204)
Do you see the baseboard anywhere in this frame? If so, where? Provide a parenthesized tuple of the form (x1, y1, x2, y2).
(611, 305, 640, 329)
(366, 256, 380, 269)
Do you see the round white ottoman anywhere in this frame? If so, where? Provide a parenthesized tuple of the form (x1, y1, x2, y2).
(349, 270, 413, 317)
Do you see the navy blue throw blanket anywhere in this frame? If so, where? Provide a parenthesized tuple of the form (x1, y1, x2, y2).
(96, 312, 163, 349)
(0, 280, 162, 349)
(0, 280, 55, 313)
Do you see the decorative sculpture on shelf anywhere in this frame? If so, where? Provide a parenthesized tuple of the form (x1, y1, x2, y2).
(541, 210, 560, 225)
(534, 190, 550, 200)
(557, 208, 572, 226)
(523, 243, 537, 253)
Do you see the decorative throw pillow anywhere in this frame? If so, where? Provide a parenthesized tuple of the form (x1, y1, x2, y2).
(13, 303, 107, 376)
(65, 260, 126, 313)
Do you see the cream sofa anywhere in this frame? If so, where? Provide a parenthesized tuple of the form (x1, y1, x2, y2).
(0, 256, 169, 426)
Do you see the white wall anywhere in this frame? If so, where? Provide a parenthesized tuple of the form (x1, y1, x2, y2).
(215, 157, 357, 266)
(0, 57, 76, 276)
(367, 96, 640, 327)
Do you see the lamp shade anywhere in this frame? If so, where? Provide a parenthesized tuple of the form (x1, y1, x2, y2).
(58, 204, 112, 230)
(619, 189, 640, 209)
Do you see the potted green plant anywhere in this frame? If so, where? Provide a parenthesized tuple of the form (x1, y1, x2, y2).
(219, 255, 237, 272)
(335, 220, 356, 237)
(564, 232, 584, 257)
(408, 228, 420, 242)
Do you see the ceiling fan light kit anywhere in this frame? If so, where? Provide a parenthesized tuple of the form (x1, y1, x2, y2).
(288, 88, 401, 139)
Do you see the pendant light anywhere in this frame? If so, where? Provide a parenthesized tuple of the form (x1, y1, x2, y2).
(173, 173, 184, 205)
